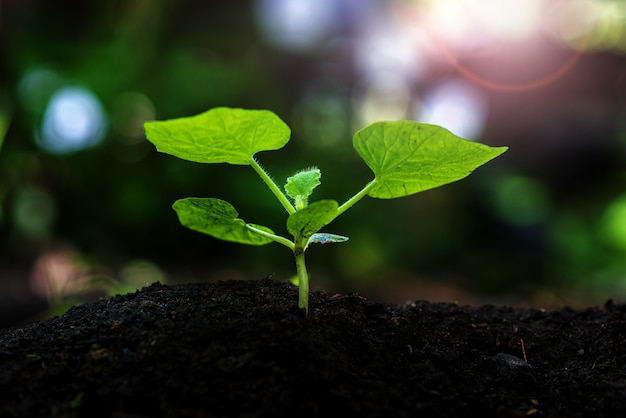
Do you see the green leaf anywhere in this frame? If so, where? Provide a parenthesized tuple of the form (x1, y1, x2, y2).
(173, 198, 274, 245)
(353, 121, 508, 199)
(284, 168, 321, 208)
(287, 200, 338, 239)
(144, 107, 290, 165)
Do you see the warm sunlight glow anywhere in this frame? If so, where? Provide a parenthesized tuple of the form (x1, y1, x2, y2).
(409, 0, 588, 92)
(422, 0, 543, 48)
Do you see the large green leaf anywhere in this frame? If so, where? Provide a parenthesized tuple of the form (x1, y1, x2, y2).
(353, 121, 508, 199)
(144, 107, 290, 165)
(173, 198, 274, 245)
(286, 200, 338, 239)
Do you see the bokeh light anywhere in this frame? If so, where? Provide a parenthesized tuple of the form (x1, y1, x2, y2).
(112, 92, 155, 143)
(491, 176, 550, 227)
(17, 68, 64, 116)
(418, 79, 487, 141)
(254, 0, 340, 52)
(354, 72, 413, 128)
(599, 194, 626, 252)
(37, 86, 107, 154)
(12, 186, 56, 241)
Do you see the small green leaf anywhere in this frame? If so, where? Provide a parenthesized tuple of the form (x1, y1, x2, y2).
(287, 200, 338, 239)
(144, 107, 290, 165)
(307, 233, 349, 246)
(173, 198, 274, 245)
(285, 168, 321, 208)
(353, 121, 508, 199)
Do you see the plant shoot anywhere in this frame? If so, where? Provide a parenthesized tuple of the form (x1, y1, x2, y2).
(144, 107, 507, 315)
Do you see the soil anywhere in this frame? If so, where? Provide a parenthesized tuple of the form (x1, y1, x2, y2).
(0, 279, 624, 418)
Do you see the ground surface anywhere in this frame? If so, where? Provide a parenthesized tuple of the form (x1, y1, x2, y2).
(0, 279, 624, 417)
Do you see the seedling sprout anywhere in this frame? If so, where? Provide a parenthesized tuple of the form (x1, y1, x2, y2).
(144, 107, 507, 315)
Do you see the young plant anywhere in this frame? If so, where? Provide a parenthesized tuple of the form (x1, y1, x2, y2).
(144, 107, 507, 315)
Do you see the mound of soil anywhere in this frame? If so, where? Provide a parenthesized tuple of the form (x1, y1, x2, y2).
(0, 279, 624, 417)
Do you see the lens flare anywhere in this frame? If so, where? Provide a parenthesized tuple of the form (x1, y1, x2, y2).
(419, 0, 590, 92)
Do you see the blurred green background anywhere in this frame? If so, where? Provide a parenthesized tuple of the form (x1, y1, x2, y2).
(2, 0, 626, 326)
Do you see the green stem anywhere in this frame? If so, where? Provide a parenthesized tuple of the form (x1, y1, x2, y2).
(250, 157, 296, 215)
(294, 240, 309, 315)
(336, 178, 378, 217)
(245, 225, 295, 251)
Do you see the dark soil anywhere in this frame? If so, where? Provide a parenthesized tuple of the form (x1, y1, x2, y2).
(0, 279, 625, 417)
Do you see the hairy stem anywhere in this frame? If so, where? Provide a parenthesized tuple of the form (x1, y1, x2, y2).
(336, 178, 378, 217)
(250, 157, 296, 214)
